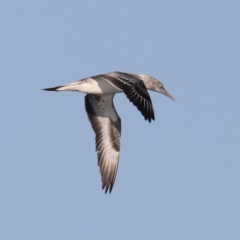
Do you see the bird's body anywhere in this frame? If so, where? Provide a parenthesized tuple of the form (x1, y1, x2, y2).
(52, 75, 123, 94)
(43, 71, 174, 193)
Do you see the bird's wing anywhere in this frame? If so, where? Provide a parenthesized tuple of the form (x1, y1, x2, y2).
(92, 72, 155, 122)
(85, 94, 121, 193)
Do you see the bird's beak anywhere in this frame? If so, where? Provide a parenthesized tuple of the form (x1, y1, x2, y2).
(162, 88, 175, 101)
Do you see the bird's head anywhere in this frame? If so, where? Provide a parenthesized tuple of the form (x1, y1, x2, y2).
(137, 74, 175, 101)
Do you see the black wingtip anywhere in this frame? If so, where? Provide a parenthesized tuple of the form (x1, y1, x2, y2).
(42, 86, 63, 91)
(102, 183, 113, 194)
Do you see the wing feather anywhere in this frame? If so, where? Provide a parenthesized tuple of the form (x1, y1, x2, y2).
(93, 72, 155, 122)
(85, 94, 121, 193)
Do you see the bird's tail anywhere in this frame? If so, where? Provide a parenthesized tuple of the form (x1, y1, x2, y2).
(42, 84, 76, 91)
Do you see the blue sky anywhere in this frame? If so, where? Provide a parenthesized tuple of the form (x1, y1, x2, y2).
(1, 1, 240, 239)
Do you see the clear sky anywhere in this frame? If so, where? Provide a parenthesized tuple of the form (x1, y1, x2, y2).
(1, 1, 240, 239)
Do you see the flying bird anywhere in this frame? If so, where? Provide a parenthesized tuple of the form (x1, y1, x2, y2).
(43, 71, 174, 193)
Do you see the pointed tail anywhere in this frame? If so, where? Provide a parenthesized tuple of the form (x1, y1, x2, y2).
(42, 84, 76, 91)
(42, 86, 64, 91)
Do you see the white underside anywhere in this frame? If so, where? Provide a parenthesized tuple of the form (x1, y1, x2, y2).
(57, 78, 123, 94)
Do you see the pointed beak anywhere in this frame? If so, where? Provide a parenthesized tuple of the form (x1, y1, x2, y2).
(162, 88, 175, 101)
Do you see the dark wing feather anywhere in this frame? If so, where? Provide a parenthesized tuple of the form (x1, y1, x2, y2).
(85, 94, 121, 193)
(123, 80, 154, 122)
(94, 72, 155, 122)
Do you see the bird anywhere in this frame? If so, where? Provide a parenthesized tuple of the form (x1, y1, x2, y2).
(42, 71, 174, 193)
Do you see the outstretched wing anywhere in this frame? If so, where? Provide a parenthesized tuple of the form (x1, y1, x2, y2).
(85, 94, 121, 193)
(92, 72, 155, 122)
